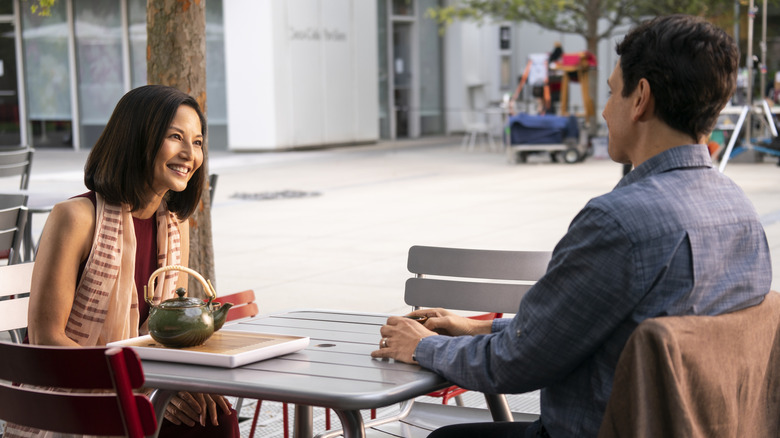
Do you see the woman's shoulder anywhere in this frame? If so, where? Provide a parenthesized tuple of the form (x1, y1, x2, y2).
(49, 196, 96, 227)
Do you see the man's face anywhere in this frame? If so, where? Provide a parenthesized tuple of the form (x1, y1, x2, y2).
(602, 62, 633, 165)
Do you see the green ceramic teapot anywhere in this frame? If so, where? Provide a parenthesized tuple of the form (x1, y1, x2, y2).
(145, 265, 233, 348)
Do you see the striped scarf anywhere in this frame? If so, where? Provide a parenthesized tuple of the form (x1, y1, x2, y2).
(65, 193, 182, 346)
(3, 195, 182, 438)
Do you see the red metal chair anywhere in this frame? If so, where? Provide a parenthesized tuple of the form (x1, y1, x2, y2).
(422, 311, 503, 405)
(212, 290, 270, 437)
(215, 290, 335, 438)
(318, 311, 504, 434)
(0, 342, 158, 438)
(213, 289, 259, 322)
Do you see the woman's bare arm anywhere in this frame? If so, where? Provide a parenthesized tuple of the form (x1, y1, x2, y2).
(27, 198, 95, 346)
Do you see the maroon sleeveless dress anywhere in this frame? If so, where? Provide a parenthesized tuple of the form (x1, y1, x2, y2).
(76, 192, 240, 437)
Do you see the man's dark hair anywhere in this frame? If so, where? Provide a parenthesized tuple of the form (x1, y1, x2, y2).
(616, 14, 738, 141)
(84, 85, 206, 219)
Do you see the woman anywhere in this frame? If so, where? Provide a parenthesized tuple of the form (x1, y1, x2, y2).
(10, 85, 238, 437)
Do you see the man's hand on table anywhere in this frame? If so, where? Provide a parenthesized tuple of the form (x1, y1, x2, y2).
(371, 308, 494, 363)
(164, 391, 233, 426)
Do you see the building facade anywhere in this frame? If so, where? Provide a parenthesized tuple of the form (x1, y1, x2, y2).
(1, 0, 776, 151)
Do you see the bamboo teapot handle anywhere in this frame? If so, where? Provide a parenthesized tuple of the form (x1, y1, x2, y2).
(145, 265, 217, 304)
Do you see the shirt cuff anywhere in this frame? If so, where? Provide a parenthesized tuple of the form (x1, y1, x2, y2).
(492, 318, 511, 332)
(413, 335, 445, 367)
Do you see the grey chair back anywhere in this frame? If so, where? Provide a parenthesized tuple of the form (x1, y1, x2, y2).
(405, 245, 552, 314)
(209, 173, 218, 202)
(0, 261, 34, 342)
(0, 148, 34, 190)
(0, 193, 28, 265)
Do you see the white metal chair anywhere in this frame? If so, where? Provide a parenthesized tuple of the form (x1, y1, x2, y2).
(0, 193, 28, 265)
(461, 109, 496, 151)
(460, 85, 498, 152)
(0, 262, 34, 343)
(0, 147, 57, 261)
(318, 245, 551, 438)
(0, 147, 33, 191)
(208, 173, 218, 204)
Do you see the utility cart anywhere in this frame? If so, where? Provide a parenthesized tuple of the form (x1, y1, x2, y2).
(506, 113, 591, 164)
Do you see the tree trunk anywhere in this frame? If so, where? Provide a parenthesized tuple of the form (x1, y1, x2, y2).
(147, 0, 214, 298)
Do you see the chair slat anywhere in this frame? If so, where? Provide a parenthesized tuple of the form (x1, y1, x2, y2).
(0, 262, 34, 298)
(405, 278, 534, 315)
(407, 245, 551, 281)
(0, 296, 28, 331)
(0, 342, 157, 438)
(214, 289, 258, 322)
(225, 302, 260, 322)
(0, 193, 28, 209)
(0, 385, 128, 435)
(0, 228, 15, 248)
(0, 207, 23, 227)
(0, 194, 29, 264)
(0, 148, 33, 190)
(0, 344, 117, 388)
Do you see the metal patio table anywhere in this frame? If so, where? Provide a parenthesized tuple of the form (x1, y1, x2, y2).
(142, 309, 451, 438)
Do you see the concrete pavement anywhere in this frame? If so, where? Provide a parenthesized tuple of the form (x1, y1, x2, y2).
(4, 137, 780, 437)
(11, 137, 780, 315)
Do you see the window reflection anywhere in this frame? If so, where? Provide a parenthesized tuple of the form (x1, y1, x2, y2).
(74, 0, 123, 149)
(22, 0, 72, 148)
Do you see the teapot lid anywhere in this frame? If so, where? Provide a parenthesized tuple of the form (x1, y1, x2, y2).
(157, 287, 205, 309)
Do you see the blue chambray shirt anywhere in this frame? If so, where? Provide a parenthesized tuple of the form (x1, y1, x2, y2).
(414, 144, 772, 437)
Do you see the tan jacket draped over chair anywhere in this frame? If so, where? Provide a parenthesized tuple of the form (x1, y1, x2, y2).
(598, 291, 780, 438)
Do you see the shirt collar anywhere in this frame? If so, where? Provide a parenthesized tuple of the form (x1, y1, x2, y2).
(616, 144, 713, 189)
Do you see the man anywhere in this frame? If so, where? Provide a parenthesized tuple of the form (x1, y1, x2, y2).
(371, 15, 772, 438)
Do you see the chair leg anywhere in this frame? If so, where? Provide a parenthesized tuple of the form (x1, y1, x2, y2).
(283, 403, 289, 438)
(487, 132, 496, 151)
(314, 400, 415, 438)
(9, 328, 23, 343)
(23, 211, 33, 262)
(248, 400, 262, 438)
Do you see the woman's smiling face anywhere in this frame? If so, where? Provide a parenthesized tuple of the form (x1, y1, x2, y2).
(151, 104, 204, 197)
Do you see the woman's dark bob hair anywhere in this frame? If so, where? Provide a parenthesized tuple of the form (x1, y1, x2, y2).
(84, 85, 206, 219)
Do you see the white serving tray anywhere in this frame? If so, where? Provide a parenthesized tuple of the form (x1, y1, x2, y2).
(109, 330, 309, 368)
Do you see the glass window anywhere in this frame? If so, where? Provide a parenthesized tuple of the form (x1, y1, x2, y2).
(377, 0, 390, 139)
(22, 0, 73, 148)
(74, 0, 123, 149)
(501, 55, 511, 89)
(128, 0, 146, 88)
(126, 0, 227, 149)
(205, 0, 227, 149)
(392, 0, 413, 16)
(206, 0, 227, 125)
(0, 20, 21, 146)
(418, 0, 443, 135)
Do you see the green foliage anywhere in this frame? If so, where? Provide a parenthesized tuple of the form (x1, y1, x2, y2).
(428, 0, 743, 40)
(25, 0, 56, 17)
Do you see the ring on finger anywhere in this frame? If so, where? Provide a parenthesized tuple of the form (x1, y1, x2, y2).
(380, 337, 388, 348)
